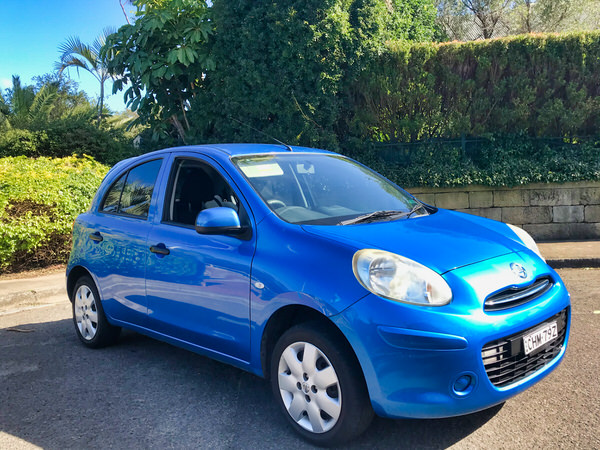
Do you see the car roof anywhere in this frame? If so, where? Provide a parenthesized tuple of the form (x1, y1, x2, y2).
(138, 143, 335, 159)
(103, 143, 339, 184)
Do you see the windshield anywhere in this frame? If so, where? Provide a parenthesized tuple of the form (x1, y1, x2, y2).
(233, 153, 429, 225)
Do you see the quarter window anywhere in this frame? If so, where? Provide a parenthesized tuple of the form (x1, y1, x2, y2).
(101, 173, 125, 213)
(100, 159, 162, 218)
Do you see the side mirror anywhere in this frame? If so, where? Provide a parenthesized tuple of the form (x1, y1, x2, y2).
(195, 207, 244, 235)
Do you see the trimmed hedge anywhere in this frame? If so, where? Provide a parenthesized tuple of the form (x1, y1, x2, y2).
(0, 156, 108, 272)
(346, 135, 600, 188)
(348, 32, 600, 143)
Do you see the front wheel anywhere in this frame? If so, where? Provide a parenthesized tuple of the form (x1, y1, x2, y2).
(270, 322, 374, 446)
(72, 276, 120, 348)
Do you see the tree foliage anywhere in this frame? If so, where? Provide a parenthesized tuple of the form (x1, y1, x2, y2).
(436, 0, 600, 40)
(103, 0, 438, 147)
(0, 75, 138, 164)
(103, 0, 213, 144)
(56, 29, 114, 127)
(198, 0, 351, 148)
(1, 75, 91, 130)
(193, 0, 438, 148)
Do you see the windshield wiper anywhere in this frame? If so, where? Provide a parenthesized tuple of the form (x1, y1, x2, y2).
(338, 210, 405, 226)
(338, 204, 424, 226)
(401, 203, 424, 219)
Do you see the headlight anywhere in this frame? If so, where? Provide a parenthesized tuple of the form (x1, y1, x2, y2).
(352, 249, 452, 306)
(507, 224, 545, 261)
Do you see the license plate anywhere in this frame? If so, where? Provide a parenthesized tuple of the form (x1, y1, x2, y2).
(523, 321, 558, 355)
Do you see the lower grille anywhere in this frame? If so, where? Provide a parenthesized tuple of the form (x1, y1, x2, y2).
(482, 308, 568, 387)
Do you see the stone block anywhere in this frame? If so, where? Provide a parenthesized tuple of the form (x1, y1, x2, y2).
(502, 207, 551, 224)
(585, 205, 600, 223)
(528, 188, 573, 206)
(493, 189, 530, 207)
(578, 187, 600, 205)
(525, 223, 600, 240)
(457, 208, 502, 222)
(469, 191, 493, 208)
(434, 192, 469, 210)
(552, 205, 584, 223)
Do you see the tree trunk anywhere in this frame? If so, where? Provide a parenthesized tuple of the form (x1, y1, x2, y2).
(171, 115, 188, 144)
(97, 80, 104, 128)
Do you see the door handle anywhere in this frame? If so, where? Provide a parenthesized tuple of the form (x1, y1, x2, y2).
(150, 244, 170, 256)
(89, 232, 103, 242)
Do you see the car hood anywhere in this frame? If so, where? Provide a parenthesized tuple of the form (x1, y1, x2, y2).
(301, 209, 526, 274)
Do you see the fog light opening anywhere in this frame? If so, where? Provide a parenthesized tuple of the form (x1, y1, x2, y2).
(452, 374, 475, 396)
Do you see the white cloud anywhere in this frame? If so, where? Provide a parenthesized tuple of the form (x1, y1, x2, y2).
(0, 78, 11, 90)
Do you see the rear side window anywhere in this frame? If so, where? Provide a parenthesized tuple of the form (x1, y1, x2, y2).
(100, 159, 162, 218)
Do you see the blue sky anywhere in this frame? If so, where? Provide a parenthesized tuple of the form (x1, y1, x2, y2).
(0, 0, 132, 112)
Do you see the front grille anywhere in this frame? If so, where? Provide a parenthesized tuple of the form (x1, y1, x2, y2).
(482, 308, 568, 387)
(485, 276, 553, 311)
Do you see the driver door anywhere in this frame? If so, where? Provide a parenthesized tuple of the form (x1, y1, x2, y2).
(145, 156, 255, 361)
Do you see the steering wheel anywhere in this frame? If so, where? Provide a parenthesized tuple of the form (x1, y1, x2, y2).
(268, 199, 287, 209)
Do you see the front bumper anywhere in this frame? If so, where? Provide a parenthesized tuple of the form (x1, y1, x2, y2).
(332, 261, 571, 419)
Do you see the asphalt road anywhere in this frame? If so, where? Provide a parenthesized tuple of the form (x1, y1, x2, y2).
(1, 269, 599, 449)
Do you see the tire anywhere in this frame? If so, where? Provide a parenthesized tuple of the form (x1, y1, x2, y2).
(270, 322, 374, 447)
(71, 276, 120, 348)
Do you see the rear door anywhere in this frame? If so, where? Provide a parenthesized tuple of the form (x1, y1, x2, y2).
(76, 157, 164, 326)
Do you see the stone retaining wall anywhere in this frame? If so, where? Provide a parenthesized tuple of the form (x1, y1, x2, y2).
(407, 182, 600, 240)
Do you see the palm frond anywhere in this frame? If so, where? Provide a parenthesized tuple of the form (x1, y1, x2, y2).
(10, 76, 36, 120)
(64, 103, 97, 121)
(28, 84, 58, 123)
(58, 36, 100, 72)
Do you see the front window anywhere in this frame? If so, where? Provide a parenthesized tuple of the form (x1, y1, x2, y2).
(233, 154, 428, 225)
(163, 158, 249, 227)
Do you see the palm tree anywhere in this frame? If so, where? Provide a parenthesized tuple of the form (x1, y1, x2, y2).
(56, 28, 114, 127)
(1, 75, 103, 131)
(0, 92, 10, 129)
(0, 76, 61, 129)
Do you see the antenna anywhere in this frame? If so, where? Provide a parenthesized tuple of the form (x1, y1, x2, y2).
(229, 117, 293, 152)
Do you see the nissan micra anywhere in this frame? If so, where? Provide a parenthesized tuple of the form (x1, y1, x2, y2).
(67, 144, 570, 446)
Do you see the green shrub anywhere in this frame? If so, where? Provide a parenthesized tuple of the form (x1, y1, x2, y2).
(345, 135, 600, 187)
(41, 118, 138, 165)
(0, 156, 108, 272)
(0, 121, 139, 165)
(191, 0, 438, 149)
(348, 32, 600, 143)
(0, 129, 49, 157)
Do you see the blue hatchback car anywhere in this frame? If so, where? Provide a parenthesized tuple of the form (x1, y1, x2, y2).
(67, 144, 570, 446)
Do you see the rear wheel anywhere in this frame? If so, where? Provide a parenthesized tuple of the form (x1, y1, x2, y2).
(72, 276, 120, 348)
(270, 322, 374, 446)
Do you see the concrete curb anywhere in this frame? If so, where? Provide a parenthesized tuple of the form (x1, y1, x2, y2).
(0, 287, 67, 310)
(546, 258, 600, 269)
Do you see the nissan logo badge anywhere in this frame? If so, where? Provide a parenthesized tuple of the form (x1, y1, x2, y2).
(510, 262, 528, 279)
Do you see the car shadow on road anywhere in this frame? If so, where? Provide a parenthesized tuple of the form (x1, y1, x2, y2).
(1, 318, 502, 449)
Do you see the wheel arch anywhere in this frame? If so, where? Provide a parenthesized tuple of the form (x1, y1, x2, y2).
(260, 305, 366, 385)
(66, 265, 93, 302)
